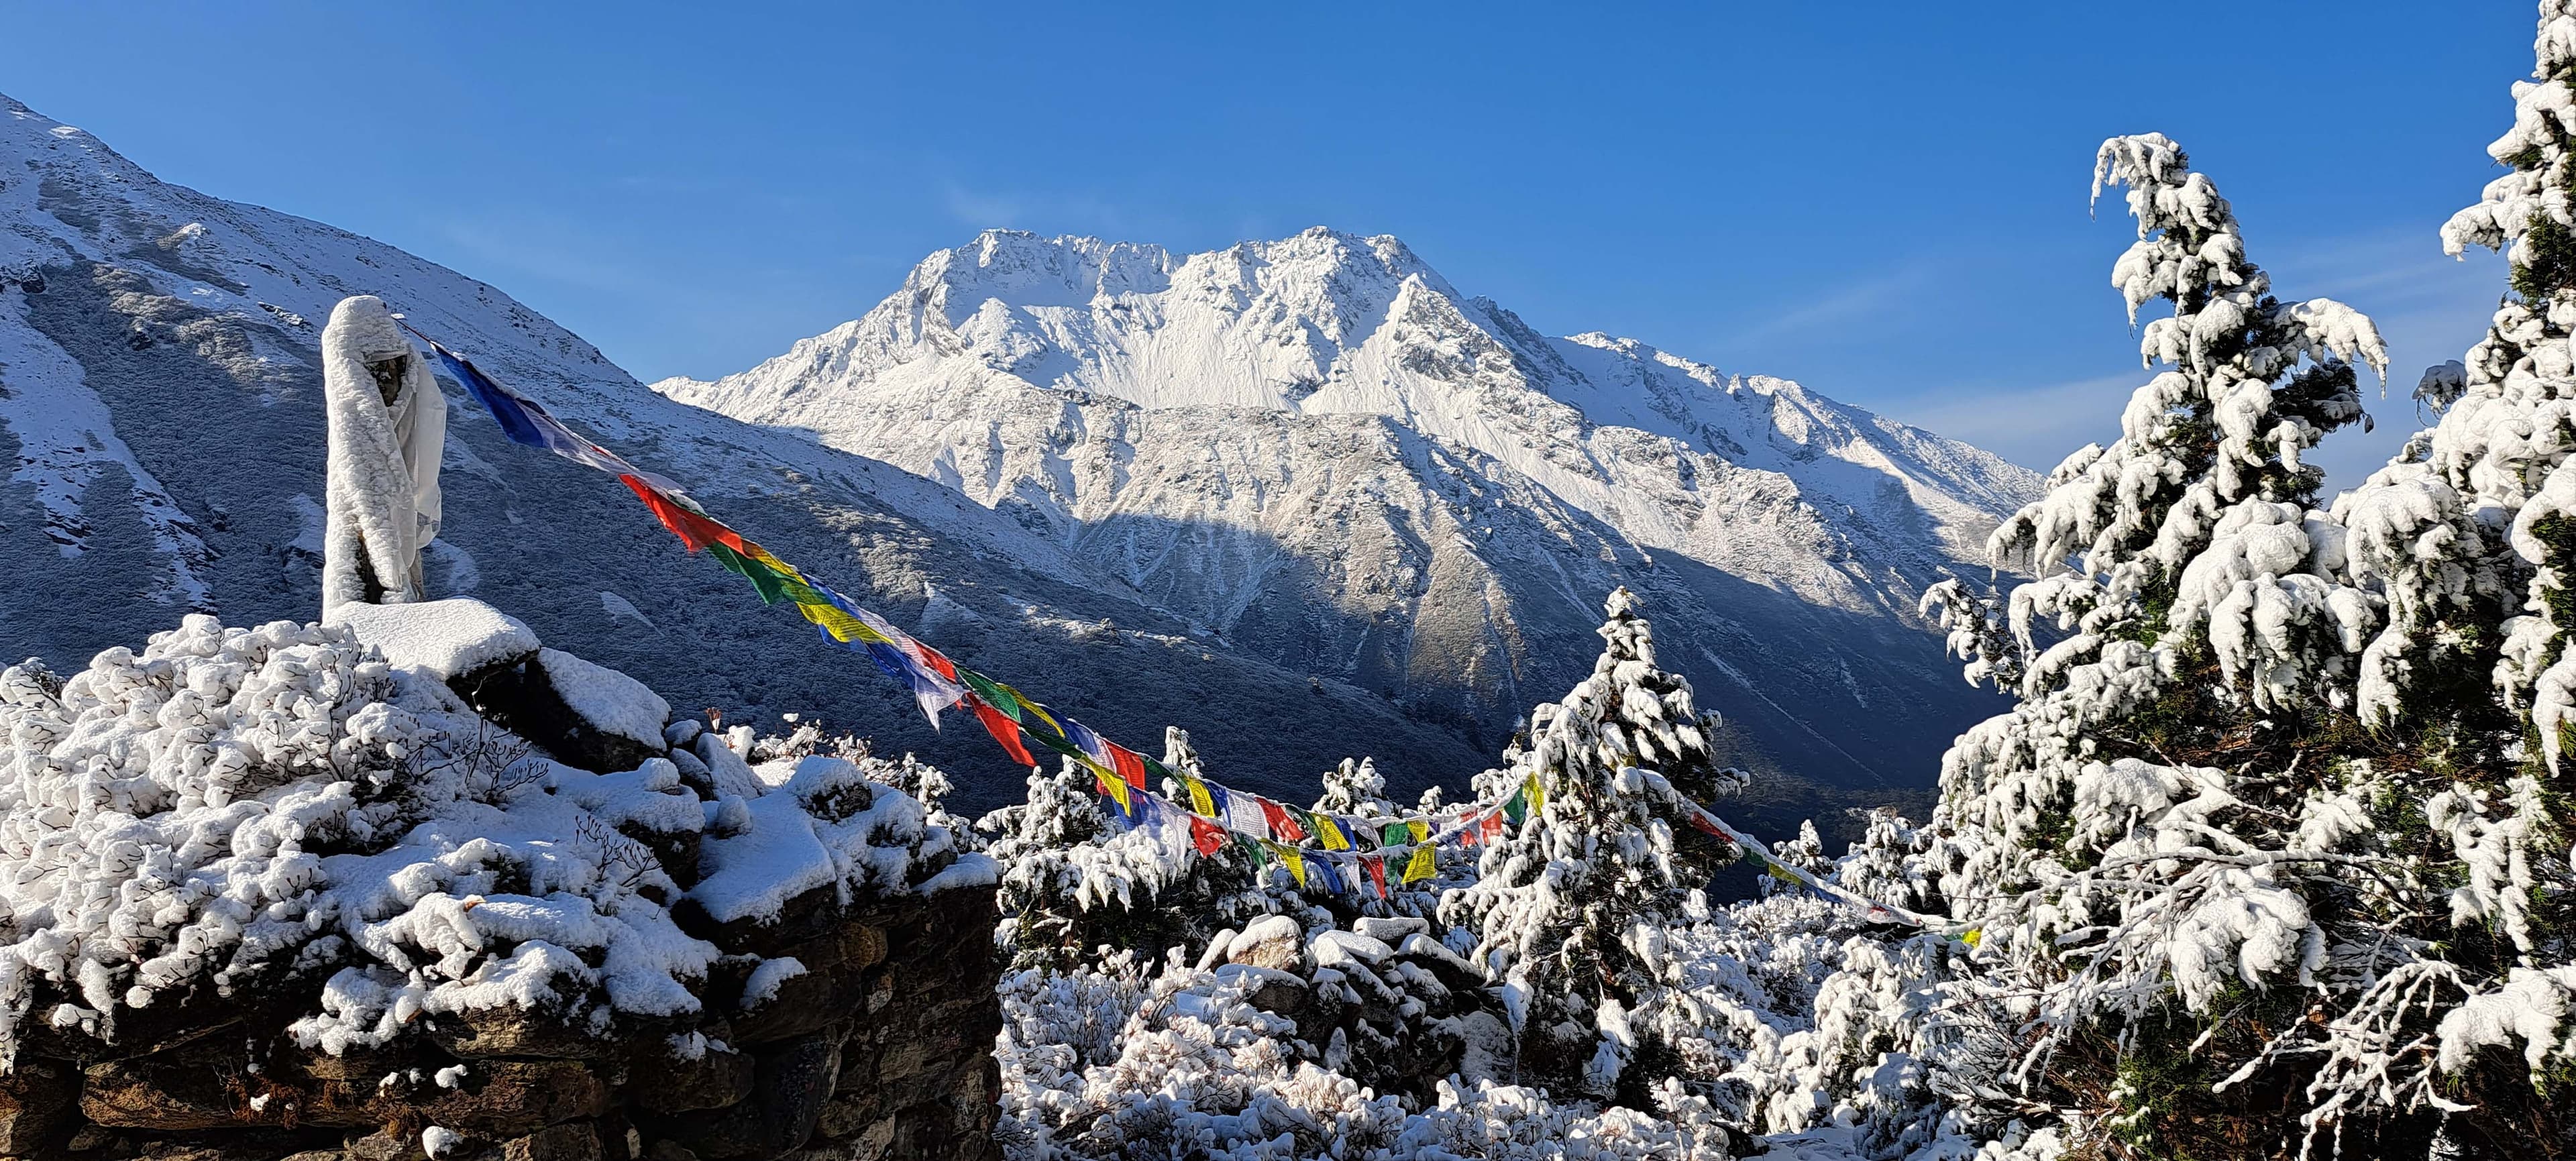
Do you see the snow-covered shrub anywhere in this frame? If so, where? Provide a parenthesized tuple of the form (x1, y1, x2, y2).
(994, 948, 1739, 1160)
(0, 610, 979, 1076)
(980, 730, 1275, 972)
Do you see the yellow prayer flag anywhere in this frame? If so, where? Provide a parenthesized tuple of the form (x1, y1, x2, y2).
(794, 598, 875, 644)
(1315, 815, 1349, 851)
(1524, 773, 1546, 815)
(1185, 776, 1216, 818)
(1406, 820, 1430, 843)
(1095, 770, 1130, 810)
(1267, 841, 1307, 887)
(1403, 844, 1435, 883)
(744, 545, 806, 582)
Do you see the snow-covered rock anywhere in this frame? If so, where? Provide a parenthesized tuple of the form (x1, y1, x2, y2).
(1226, 914, 1306, 972)
(331, 596, 539, 679)
(536, 646, 671, 748)
(0, 610, 1002, 1158)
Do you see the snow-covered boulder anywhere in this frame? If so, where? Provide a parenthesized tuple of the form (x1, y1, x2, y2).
(421, 638, 670, 775)
(1226, 914, 1306, 972)
(329, 596, 538, 679)
(1309, 928, 1396, 969)
(537, 646, 672, 751)
(1352, 915, 1429, 944)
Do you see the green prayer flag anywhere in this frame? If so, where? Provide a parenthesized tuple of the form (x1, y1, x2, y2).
(709, 543, 792, 606)
(959, 669, 1021, 720)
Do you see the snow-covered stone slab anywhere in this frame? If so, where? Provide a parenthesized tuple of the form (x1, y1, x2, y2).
(1352, 916, 1428, 944)
(329, 597, 538, 679)
(537, 647, 671, 748)
(1309, 928, 1395, 968)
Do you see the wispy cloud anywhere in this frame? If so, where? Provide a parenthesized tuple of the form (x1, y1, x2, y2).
(433, 217, 658, 299)
(936, 179, 1142, 237)
(1892, 230, 2508, 486)
(1713, 264, 1939, 347)
(940, 180, 1027, 227)
(1896, 373, 2135, 472)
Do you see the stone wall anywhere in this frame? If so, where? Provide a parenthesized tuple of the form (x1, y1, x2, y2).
(0, 604, 1004, 1161)
(0, 883, 1000, 1161)
(0, 879, 999, 1161)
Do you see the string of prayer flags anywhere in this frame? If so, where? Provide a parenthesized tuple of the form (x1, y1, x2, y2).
(416, 334, 687, 498)
(1682, 801, 1936, 929)
(426, 324, 1946, 931)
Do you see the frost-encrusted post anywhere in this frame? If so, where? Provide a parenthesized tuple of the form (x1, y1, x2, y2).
(320, 294, 446, 617)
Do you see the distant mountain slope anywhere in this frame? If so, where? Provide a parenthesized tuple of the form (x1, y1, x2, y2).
(657, 229, 2043, 789)
(0, 95, 1509, 814)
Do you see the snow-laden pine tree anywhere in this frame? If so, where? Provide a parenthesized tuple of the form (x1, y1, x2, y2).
(1440, 588, 1743, 1104)
(1904, 131, 2484, 1156)
(1314, 755, 1395, 818)
(2247, 3, 2576, 1149)
(1899, 71, 2576, 1150)
(978, 757, 1208, 971)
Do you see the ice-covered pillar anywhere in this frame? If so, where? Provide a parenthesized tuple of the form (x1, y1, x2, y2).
(319, 295, 446, 617)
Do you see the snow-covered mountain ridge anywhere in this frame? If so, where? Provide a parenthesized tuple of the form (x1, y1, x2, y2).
(0, 94, 1512, 813)
(659, 229, 2034, 601)
(0, 80, 2032, 808)
(657, 228, 2041, 787)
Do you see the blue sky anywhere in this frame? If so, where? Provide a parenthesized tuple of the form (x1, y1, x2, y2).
(0, 1, 2537, 483)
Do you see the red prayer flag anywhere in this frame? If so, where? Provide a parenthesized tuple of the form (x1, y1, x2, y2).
(1258, 799, 1307, 842)
(622, 475, 755, 557)
(914, 643, 962, 681)
(967, 694, 1036, 767)
(1480, 812, 1504, 843)
(1362, 855, 1388, 899)
(1686, 812, 1728, 840)
(1188, 816, 1228, 857)
(1109, 742, 1149, 790)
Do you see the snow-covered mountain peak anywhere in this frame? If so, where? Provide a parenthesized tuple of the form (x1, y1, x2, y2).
(657, 228, 2037, 586)
(654, 228, 2041, 789)
(1, 74, 2037, 796)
